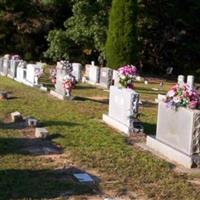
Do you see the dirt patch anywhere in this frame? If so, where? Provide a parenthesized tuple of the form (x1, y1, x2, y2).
(126, 133, 146, 145)
(89, 96, 108, 101)
(20, 128, 63, 155)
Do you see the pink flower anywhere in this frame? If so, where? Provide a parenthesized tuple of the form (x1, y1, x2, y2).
(189, 101, 198, 109)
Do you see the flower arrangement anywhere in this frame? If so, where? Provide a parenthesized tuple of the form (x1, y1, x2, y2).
(165, 83, 200, 109)
(11, 55, 21, 60)
(118, 65, 137, 89)
(49, 68, 57, 85)
(62, 74, 76, 96)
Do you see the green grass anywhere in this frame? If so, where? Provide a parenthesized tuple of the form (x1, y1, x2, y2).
(0, 77, 200, 199)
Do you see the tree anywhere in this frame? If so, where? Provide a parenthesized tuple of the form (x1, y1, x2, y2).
(105, 0, 138, 68)
(138, 0, 200, 75)
(0, 0, 71, 60)
(44, 0, 111, 62)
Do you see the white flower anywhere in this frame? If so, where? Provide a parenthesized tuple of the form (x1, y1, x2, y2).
(173, 96, 181, 103)
(167, 90, 176, 97)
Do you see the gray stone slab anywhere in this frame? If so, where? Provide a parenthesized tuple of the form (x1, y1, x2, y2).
(146, 136, 193, 168)
(15, 61, 27, 83)
(103, 86, 140, 135)
(0, 57, 3, 74)
(25, 64, 43, 86)
(88, 65, 100, 84)
(8, 59, 20, 78)
(72, 63, 82, 82)
(156, 102, 200, 156)
(2, 59, 10, 76)
(112, 70, 120, 87)
(26, 118, 38, 127)
(11, 111, 23, 122)
(99, 67, 113, 89)
(35, 128, 48, 139)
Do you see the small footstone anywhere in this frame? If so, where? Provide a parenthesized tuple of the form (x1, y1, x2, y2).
(10, 111, 23, 122)
(35, 128, 48, 139)
(26, 117, 38, 127)
(0, 91, 8, 100)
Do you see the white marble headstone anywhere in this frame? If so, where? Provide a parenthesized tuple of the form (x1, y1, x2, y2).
(156, 102, 200, 156)
(24, 64, 42, 86)
(88, 65, 100, 84)
(8, 59, 20, 78)
(72, 63, 82, 82)
(178, 75, 185, 88)
(99, 67, 113, 89)
(15, 62, 27, 83)
(187, 75, 194, 89)
(108, 86, 139, 127)
(112, 70, 120, 87)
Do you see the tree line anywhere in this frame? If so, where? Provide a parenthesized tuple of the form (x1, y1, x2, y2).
(0, 0, 199, 75)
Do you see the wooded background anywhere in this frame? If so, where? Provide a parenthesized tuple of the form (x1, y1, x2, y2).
(0, 0, 199, 75)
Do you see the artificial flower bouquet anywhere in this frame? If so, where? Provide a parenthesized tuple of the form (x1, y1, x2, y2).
(49, 68, 57, 85)
(118, 65, 137, 89)
(11, 55, 21, 60)
(62, 74, 76, 91)
(165, 83, 200, 109)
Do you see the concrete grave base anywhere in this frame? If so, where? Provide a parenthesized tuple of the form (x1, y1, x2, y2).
(50, 90, 66, 100)
(85, 80, 97, 85)
(35, 128, 48, 139)
(50, 90, 74, 101)
(0, 72, 6, 76)
(146, 135, 194, 168)
(103, 114, 130, 136)
(7, 74, 14, 79)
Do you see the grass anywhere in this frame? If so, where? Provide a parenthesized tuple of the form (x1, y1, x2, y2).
(0, 76, 200, 199)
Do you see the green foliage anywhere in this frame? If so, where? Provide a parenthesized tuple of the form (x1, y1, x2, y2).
(45, 0, 111, 62)
(44, 30, 72, 61)
(0, 0, 71, 60)
(105, 0, 138, 69)
(0, 77, 199, 199)
(65, 0, 111, 53)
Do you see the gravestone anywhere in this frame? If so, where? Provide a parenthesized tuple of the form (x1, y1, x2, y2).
(11, 111, 23, 122)
(187, 75, 194, 89)
(112, 70, 120, 87)
(84, 64, 90, 79)
(147, 75, 200, 168)
(2, 56, 10, 76)
(88, 65, 100, 84)
(8, 59, 21, 79)
(23, 64, 43, 87)
(177, 75, 185, 88)
(72, 63, 82, 82)
(15, 61, 27, 83)
(0, 57, 3, 75)
(103, 86, 142, 135)
(50, 61, 73, 100)
(35, 128, 48, 139)
(147, 102, 200, 168)
(0, 91, 8, 100)
(98, 67, 113, 89)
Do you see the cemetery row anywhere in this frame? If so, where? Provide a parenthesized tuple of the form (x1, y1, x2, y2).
(1, 54, 200, 169)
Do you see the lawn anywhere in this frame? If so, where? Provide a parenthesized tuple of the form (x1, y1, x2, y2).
(0, 76, 200, 199)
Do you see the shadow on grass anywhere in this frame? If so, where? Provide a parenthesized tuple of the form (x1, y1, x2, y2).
(0, 167, 101, 199)
(0, 136, 63, 156)
(141, 101, 157, 108)
(75, 85, 96, 90)
(42, 120, 81, 127)
(143, 122, 156, 135)
(74, 96, 109, 105)
(0, 120, 80, 129)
